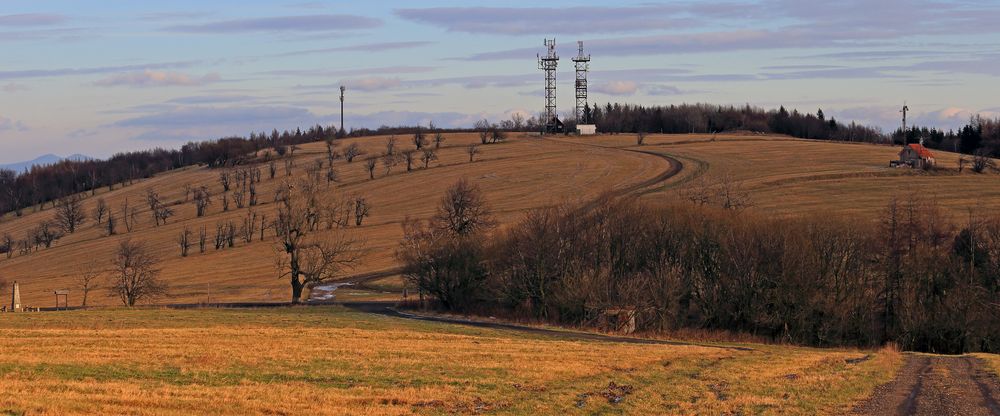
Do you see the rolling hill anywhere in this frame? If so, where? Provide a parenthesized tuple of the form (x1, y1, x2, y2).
(0, 133, 996, 308)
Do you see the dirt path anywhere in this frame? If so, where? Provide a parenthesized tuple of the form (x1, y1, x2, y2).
(340, 301, 750, 350)
(853, 354, 1000, 415)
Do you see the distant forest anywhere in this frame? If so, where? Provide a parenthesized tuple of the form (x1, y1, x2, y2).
(1, 103, 998, 217)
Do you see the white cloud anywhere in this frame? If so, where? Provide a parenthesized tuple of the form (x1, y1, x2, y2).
(0, 115, 27, 131)
(592, 81, 639, 96)
(95, 70, 221, 87)
(341, 77, 402, 92)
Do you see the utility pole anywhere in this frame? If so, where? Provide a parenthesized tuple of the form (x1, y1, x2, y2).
(900, 103, 909, 144)
(339, 86, 346, 137)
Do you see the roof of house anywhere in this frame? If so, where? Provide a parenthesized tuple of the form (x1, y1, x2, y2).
(902, 143, 935, 159)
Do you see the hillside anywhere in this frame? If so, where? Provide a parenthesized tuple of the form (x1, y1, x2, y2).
(0, 133, 997, 308)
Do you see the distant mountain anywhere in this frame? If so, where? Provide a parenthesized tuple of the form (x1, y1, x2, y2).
(0, 153, 94, 173)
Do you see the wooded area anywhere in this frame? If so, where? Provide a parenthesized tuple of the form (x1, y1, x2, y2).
(401, 186, 1000, 354)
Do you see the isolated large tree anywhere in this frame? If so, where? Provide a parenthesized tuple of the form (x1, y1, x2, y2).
(109, 239, 166, 306)
(435, 178, 495, 237)
(55, 195, 86, 234)
(273, 180, 362, 303)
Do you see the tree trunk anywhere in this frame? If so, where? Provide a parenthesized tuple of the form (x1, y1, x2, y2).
(291, 277, 304, 303)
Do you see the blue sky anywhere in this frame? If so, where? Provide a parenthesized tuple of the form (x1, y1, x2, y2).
(1, 0, 998, 163)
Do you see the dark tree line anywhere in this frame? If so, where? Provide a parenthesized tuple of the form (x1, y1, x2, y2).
(588, 102, 885, 143)
(894, 115, 1000, 158)
(401, 188, 1000, 354)
(0, 125, 342, 218)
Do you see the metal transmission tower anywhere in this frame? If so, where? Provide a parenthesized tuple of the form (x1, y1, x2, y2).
(339, 86, 346, 136)
(538, 39, 560, 133)
(572, 41, 591, 123)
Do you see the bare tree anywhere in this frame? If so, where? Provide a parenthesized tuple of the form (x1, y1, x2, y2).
(33, 221, 62, 248)
(232, 189, 246, 209)
(490, 125, 507, 144)
(93, 198, 108, 225)
(284, 158, 293, 177)
(108, 239, 166, 306)
(273, 182, 362, 302)
(344, 143, 363, 163)
(79, 260, 103, 307)
(249, 182, 258, 206)
(182, 183, 193, 202)
(221, 192, 230, 211)
(198, 226, 207, 253)
(413, 128, 428, 150)
(106, 211, 117, 236)
(435, 178, 495, 236)
(637, 131, 646, 146)
(718, 173, 753, 212)
(55, 195, 86, 234)
(178, 227, 192, 257)
(240, 210, 258, 243)
(1, 233, 14, 259)
(972, 150, 996, 173)
(385, 136, 398, 155)
(403, 150, 416, 172)
(421, 149, 438, 169)
(353, 195, 372, 226)
(193, 186, 212, 217)
(219, 171, 231, 192)
(467, 143, 480, 163)
(269, 161, 277, 179)
(365, 157, 378, 179)
(434, 132, 445, 149)
(475, 119, 490, 144)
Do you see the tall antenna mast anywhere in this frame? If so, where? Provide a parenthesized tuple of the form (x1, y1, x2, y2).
(572, 41, 591, 124)
(900, 102, 909, 145)
(339, 86, 346, 135)
(538, 39, 560, 133)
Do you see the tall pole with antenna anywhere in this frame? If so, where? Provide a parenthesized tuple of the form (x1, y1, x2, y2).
(339, 85, 346, 136)
(900, 102, 909, 145)
(538, 39, 560, 133)
(572, 41, 591, 124)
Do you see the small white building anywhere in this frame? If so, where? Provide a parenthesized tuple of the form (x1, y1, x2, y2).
(577, 124, 597, 135)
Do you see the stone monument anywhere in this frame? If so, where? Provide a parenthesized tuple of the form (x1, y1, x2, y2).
(11, 281, 21, 312)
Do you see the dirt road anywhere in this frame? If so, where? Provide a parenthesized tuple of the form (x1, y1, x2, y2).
(853, 354, 1000, 415)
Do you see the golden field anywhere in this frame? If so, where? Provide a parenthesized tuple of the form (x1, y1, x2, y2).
(0, 307, 901, 415)
(1, 133, 997, 307)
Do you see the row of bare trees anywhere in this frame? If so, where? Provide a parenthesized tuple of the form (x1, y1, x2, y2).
(400, 188, 1000, 353)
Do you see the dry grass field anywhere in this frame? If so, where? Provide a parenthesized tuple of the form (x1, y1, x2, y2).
(1, 133, 998, 308)
(0, 306, 901, 415)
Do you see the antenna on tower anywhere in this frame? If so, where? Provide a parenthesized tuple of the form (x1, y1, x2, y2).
(538, 39, 560, 133)
(572, 41, 591, 124)
(900, 102, 909, 145)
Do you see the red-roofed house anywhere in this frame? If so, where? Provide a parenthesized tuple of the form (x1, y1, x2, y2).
(897, 144, 936, 168)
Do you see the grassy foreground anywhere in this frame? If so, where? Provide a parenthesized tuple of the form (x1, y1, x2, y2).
(0, 307, 899, 415)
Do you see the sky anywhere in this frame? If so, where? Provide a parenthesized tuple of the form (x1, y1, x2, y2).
(1, 0, 999, 163)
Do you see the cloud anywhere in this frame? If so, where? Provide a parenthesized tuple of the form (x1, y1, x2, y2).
(1, 83, 28, 92)
(116, 106, 316, 129)
(267, 65, 436, 78)
(0, 61, 197, 80)
(592, 81, 639, 95)
(273, 41, 433, 57)
(166, 95, 257, 105)
(0, 13, 65, 27)
(646, 85, 685, 96)
(0, 115, 28, 132)
(340, 77, 401, 92)
(95, 70, 221, 87)
(163, 15, 382, 33)
(395, 5, 730, 35)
